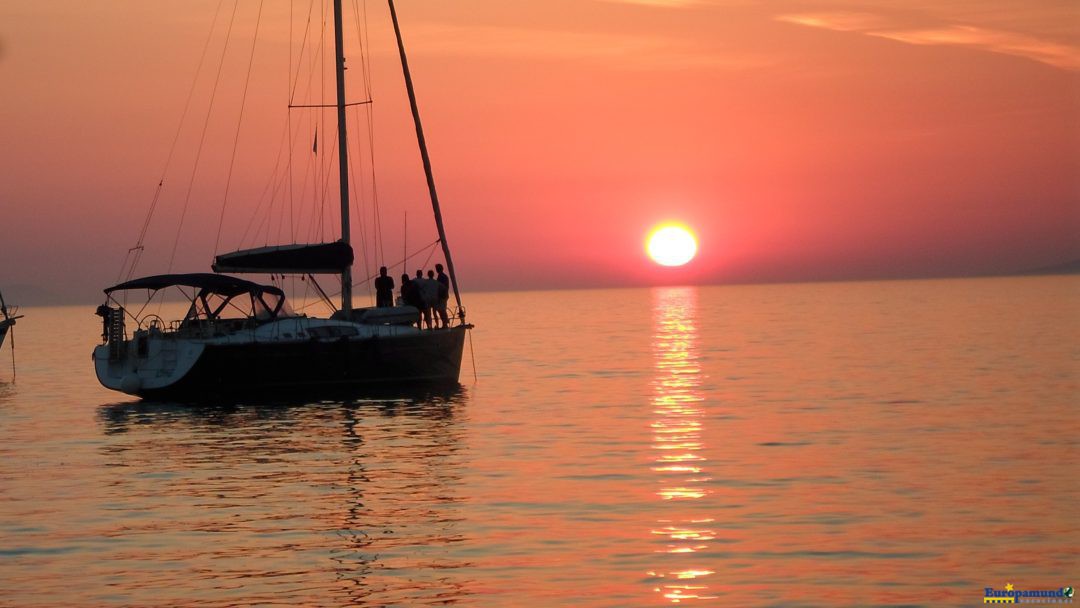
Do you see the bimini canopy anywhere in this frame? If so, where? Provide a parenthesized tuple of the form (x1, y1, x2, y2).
(212, 242, 353, 274)
(105, 273, 290, 322)
(105, 273, 284, 298)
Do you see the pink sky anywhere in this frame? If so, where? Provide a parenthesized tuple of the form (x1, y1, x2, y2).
(1, 0, 1077, 302)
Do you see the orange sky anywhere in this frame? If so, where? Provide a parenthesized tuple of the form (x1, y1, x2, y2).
(1, 0, 1077, 301)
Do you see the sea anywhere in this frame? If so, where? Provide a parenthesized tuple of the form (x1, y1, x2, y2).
(0, 276, 1076, 607)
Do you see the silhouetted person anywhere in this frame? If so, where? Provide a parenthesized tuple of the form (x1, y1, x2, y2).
(400, 274, 422, 327)
(416, 270, 439, 329)
(374, 266, 394, 308)
(435, 263, 450, 328)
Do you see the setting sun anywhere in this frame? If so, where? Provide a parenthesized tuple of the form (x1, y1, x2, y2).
(646, 224, 698, 267)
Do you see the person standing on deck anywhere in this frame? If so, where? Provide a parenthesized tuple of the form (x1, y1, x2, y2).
(415, 270, 439, 330)
(374, 267, 395, 308)
(435, 264, 450, 328)
(399, 274, 421, 327)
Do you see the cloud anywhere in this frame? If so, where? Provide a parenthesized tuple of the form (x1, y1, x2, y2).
(776, 11, 1080, 71)
(407, 23, 774, 71)
(598, 0, 707, 6)
(869, 25, 1080, 71)
(775, 12, 887, 32)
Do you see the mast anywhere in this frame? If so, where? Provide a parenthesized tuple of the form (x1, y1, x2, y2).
(333, 0, 352, 314)
(388, 0, 465, 318)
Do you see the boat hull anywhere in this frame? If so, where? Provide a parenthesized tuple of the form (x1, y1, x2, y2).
(94, 326, 468, 400)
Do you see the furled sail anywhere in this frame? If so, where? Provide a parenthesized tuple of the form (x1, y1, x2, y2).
(212, 242, 354, 274)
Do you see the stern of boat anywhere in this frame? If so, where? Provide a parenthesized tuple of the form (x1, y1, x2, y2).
(93, 333, 205, 396)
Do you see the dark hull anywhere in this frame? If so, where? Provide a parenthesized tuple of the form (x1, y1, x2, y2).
(137, 326, 468, 400)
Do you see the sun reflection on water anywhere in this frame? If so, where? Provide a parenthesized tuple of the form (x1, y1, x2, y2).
(649, 287, 717, 603)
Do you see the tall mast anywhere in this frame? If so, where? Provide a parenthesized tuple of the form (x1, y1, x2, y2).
(388, 0, 465, 318)
(333, 0, 352, 314)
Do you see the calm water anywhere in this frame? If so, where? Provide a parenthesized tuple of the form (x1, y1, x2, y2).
(0, 277, 1076, 607)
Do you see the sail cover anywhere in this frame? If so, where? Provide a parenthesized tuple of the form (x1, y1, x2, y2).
(212, 242, 353, 274)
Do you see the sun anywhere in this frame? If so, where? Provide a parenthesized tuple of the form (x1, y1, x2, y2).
(646, 224, 698, 267)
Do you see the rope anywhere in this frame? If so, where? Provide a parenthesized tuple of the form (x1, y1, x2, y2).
(8, 325, 14, 381)
(468, 326, 477, 383)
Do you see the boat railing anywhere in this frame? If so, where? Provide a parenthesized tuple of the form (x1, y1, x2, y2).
(124, 315, 262, 339)
(174, 317, 259, 338)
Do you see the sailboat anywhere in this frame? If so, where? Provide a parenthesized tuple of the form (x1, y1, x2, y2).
(0, 289, 21, 351)
(93, 1, 472, 399)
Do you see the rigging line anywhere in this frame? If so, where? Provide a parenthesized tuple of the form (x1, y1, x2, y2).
(288, 101, 371, 108)
(255, 161, 293, 247)
(118, 184, 158, 281)
(352, 107, 371, 275)
(346, 108, 373, 298)
(265, 164, 290, 244)
(287, 1, 295, 247)
(168, 0, 242, 272)
(120, 181, 161, 281)
(362, 95, 382, 264)
(289, 0, 318, 104)
(358, 53, 383, 265)
(214, 0, 267, 256)
(301, 238, 440, 306)
(253, 134, 291, 246)
(317, 133, 341, 241)
(292, 0, 327, 241)
(282, 101, 320, 244)
(346, 0, 382, 266)
(358, 0, 374, 98)
(318, 0, 327, 243)
(358, 0, 383, 265)
(419, 240, 438, 271)
(238, 131, 287, 247)
(370, 240, 438, 286)
(404, 239, 440, 271)
(304, 132, 339, 244)
(309, 0, 323, 244)
(347, 0, 375, 282)
(291, 126, 318, 243)
(122, 0, 227, 280)
(354, 0, 375, 273)
(286, 108, 293, 244)
(350, 0, 372, 100)
(306, 274, 336, 311)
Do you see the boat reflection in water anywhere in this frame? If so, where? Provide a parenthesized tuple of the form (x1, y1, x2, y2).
(648, 287, 717, 603)
(96, 388, 472, 606)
